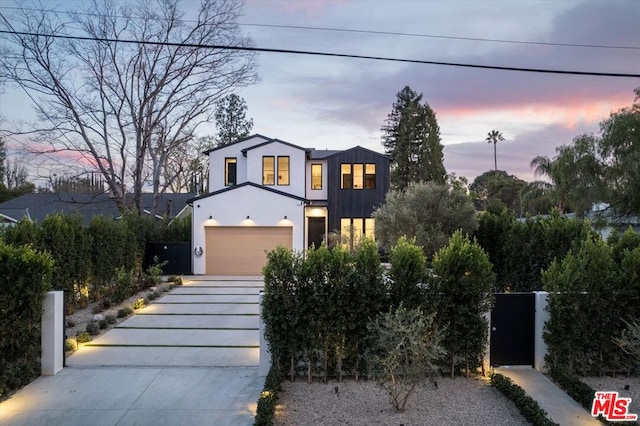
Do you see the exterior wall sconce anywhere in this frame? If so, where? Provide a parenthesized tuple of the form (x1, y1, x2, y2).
(209, 215, 212, 219)
(246, 215, 250, 220)
(283, 215, 288, 219)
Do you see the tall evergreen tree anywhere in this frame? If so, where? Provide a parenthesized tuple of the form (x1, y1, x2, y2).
(214, 94, 254, 147)
(381, 86, 446, 190)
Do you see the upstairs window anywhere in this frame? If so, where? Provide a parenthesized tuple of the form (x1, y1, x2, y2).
(311, 164, 322, 190)
(277, 156, 290, 185)
(225, 158, 237, 186)
(263, 156, 275, 185)
(365, 164, 376, 189)
(341, 164, 352, 189)
(353, 164, 364, 189)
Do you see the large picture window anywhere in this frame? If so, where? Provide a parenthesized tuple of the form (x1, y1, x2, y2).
(277, 156, 290, 185)
(340, 217, 376, 247)
(311, 164, 322, 190)
(341, 164, 352, 189)
(225, 158, 237, 186)
(263, 156, 275, 185)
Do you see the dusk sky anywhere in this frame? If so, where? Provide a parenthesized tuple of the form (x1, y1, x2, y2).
(1, 0, 639, 184)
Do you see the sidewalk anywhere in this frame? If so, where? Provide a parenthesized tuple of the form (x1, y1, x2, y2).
(495, 366, 600, 426)
(0, 277, 265, 426)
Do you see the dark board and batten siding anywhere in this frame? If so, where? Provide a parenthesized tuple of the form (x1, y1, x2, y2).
(326, 147, 390, 234)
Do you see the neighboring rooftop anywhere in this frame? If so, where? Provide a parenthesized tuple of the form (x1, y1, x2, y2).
(0, 192, 194, 226)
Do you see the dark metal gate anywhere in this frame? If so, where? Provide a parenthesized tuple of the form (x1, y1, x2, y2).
(490, 293, 535, 366)
(144, 242, 192, 275)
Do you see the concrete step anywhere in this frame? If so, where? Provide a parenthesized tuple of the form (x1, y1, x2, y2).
(117, 314, 259, 329)
(86, 328, 258, 347)
(157, 294, 258, 304)
(170, 287, 260, 295)
(138, 303, 259, 315)
(66, 346, 259, 367)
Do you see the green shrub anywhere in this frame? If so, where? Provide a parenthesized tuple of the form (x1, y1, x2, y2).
(117, 306, 133, 318)
(0, 240, 53, 397)
(253, 363, 282, 426)
(65, 338, 78, 352)
(76, 331, 91, 343)
(86, 321, 100, 335)
(388, 236, 426, 310)
(547, 367, 595, 410)
(431, 231, 495, 378)
(490, 373, 558, 426)
(133, 298, 145, 310)
(106, 314, 117, 325)
(98, 319, 108, 329)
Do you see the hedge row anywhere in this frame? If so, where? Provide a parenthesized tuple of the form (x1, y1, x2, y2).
(262, 232, 495, 382)
(0, 213, 190, 312)
(0, 239, 54, 397)
(543, 233, 640, 376)
(490, 373, 558, 426)
(475, 210, 594, 291)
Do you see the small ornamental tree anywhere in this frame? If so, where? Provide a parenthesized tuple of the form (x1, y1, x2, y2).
(367, 304, 444, 412)
(431, 231, 495, 378)
(388, 236, 427, 310)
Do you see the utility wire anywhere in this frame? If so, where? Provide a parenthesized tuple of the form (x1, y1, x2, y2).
(1, 29, 639, 78)
(1, 5, 639, 51)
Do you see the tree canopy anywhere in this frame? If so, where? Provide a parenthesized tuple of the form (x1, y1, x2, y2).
(373, 181, 478, 259)
(469, 170, 526, 214)
(0, 0, 258, 215)
(214, 94, 254, 147)
(381, 86, 446, 190)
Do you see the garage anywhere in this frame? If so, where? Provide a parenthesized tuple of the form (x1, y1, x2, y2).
(205, 226, 293, 275)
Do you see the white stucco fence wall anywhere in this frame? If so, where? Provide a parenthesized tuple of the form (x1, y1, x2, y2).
(41, 291, 64, 375)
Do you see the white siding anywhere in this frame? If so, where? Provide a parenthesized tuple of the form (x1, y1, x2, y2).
(245, 143, 307, 198)
(305, 159, 328, 200)
(207, 136, 269, 192)
(191, 185, 304, 274)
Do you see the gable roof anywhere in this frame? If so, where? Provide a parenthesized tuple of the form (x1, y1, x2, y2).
(202, 133, 272, 155)
(0, 192, 193, 226)
(188, 181, 307, 204)
(308, 149, 342, 160)
(240, 138, 311, 155)
(320, 145, 391, 161)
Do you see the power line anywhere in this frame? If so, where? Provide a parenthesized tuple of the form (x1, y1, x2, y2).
(240, 22, 640, 51)
(1, 5, 639, 51)
(1, 29, 638, 78)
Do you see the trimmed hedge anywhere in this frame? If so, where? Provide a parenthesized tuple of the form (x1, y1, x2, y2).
(490, 373, 558, 426)
(253, 364, 282, 426)
(0, 240, 54, 397)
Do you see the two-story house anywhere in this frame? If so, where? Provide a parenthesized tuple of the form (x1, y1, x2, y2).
(189, 134, 390, 275)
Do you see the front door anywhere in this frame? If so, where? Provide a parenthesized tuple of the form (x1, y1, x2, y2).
(490, 293, 535, 366)
(307, 217, 325, 249)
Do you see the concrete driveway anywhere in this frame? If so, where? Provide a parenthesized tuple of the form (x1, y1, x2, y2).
(0, 276, 265, 426)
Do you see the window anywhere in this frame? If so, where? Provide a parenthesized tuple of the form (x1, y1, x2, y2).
(277, 156, 289, 185)
(365, 218, 375, 239)
(311, 164, 322, 190)
(341, 217, 376, 247)
(263, 156, 275, 185)
(225, 158, 237, 186)
(353, 164, 364, 189)
(365, 164, 376, 189)
(341, 164, 352, 189)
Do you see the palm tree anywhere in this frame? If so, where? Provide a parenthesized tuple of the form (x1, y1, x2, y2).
(486, 130, 505, 171)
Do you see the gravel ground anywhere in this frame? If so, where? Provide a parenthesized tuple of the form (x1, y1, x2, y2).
(581, 376, 640, 420)
(274, 376, 529, 426)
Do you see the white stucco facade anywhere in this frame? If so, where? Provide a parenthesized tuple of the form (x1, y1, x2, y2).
(191, 184, 305, 274)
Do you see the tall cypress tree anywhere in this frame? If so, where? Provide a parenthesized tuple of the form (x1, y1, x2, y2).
(381, 86, 446, 190)
(214, 94, 254, 147)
